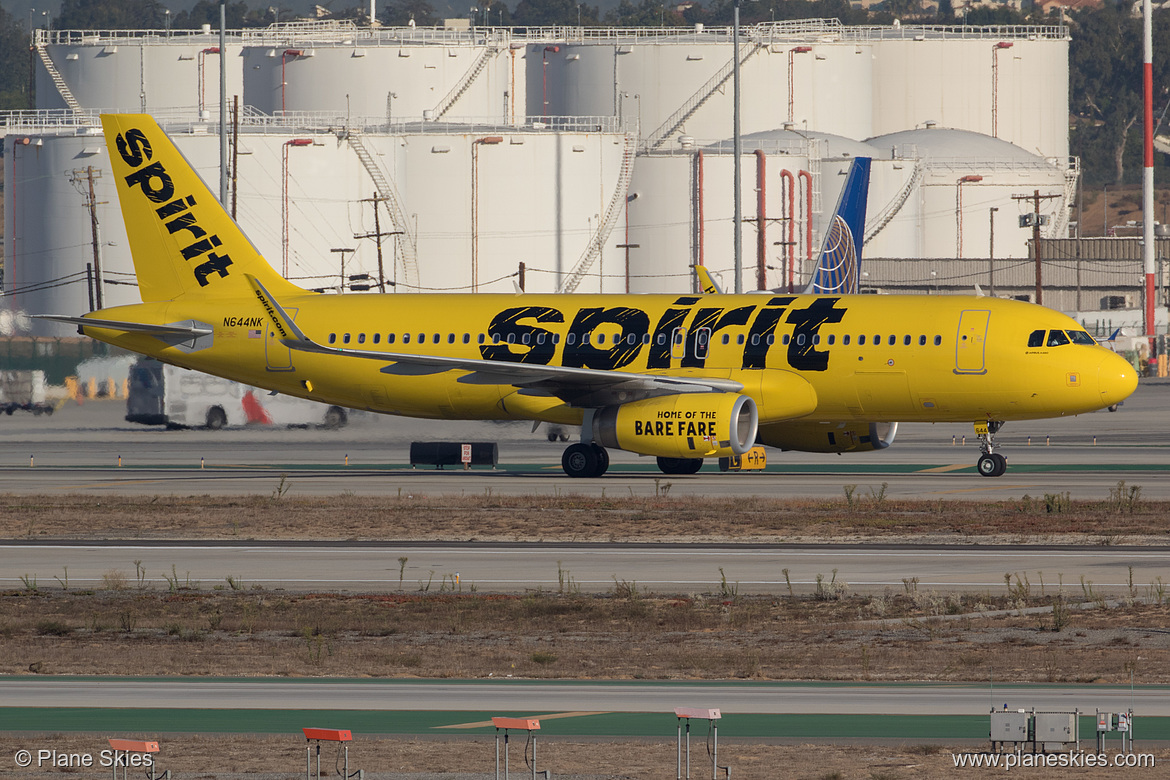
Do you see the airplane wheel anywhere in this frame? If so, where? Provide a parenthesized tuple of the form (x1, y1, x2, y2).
(656, 456, 703, 475)
(992, 453, 1007, 476)
(562, 443, 600, 478)
(547, 433, 558, 442)
(977, 454, 1005, 478)
(592, 444, 610, 476)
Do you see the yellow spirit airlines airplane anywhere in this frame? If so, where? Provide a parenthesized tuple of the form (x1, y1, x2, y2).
(40, 116, 1138, 478)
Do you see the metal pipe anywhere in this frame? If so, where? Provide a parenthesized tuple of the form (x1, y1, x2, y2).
(992, 42, 1012, 138)
(755, 149, 766, 290)
(780, 169, 795, 292)
(955, 175, 982, 259)
(712, 721, 718, 780)
(798, 170, 813, 284)
(787, 46, 811, 124)
(989, 206, 998, 296)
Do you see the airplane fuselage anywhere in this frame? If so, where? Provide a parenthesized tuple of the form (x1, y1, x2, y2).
(91, 291, 1133, 428)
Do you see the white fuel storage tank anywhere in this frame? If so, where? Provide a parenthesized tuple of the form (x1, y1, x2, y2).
(241, 28, 522, 122)
(625, 129, 914, 295)
(4, 117, 630, 335)
(34, 30, 245, 114)
(863, 126, 1074, 262)
(529, 23, 875, 150)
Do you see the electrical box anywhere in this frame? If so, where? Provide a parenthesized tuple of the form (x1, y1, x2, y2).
(1097, 712, 1113, 732)
(991, 711, 1029, 742)
(1035, 712, 1078, 752)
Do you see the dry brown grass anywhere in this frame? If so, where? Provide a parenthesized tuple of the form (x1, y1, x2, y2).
(3, 492, 1169, 544)
(0, 734, 1164, 779)
(4, 589, 1169, 683)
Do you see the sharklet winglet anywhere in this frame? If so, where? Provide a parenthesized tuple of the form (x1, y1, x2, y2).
(245, 274, 311, 345)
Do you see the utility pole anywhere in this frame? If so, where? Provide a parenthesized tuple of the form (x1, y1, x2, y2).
(70, 167, 106, 310)
(1012, 190, 1060, 306)
(354, 193, 402, 292)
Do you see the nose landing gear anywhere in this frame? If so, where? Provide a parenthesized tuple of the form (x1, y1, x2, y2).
(975, 420, 1007, 477)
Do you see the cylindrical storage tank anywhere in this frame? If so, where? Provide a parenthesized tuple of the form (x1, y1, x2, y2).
(528, 30, 874, 147)
(866, 127, 1070, 261)
(6, 120, 628, 335)
(870, 30, 1069, 161)
(627, 128, 917, 295)
(626, 129, 835, 295)
(387, 128, 629, 294)
(37, 34, 245, 113)
(3, 131, 139, 322)
(243, 40, 515, 122)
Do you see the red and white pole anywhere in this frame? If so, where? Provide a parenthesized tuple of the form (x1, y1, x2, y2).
(1143, 0, 1156, 355)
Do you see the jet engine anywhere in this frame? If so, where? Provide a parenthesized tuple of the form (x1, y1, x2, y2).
(758, 421, 898, 453)
(592, 393, 758, 459)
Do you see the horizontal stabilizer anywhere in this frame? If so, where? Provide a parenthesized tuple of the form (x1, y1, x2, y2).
(693, 265, 724, 295)
(32, 314, 212, 337)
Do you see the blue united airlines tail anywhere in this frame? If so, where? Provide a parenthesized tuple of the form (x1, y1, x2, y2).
(803, 157, 871, 296)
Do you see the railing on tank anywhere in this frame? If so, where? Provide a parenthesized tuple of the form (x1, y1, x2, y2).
(256, 111, 623, 135)
(33, 28, 243, 46)
(32, 20, 1067, 50)
(0, 108, 624, 136)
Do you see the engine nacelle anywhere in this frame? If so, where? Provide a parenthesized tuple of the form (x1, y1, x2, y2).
(758, 421, 899, 453)
(593, 393, 758, 459)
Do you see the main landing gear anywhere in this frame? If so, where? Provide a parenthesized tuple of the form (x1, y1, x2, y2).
(975, 420, 1007, 478)
(562, 442, 610, 478)
(656, 457, 703, 475)
(559, 444, 705, 477)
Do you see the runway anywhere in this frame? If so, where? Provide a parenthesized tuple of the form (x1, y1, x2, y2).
(3, 541, 1168, 595)
(0, 380, 1167, 499)
(2, 678, 1167, 717)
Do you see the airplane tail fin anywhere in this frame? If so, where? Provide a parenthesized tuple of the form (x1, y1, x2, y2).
(101, 114, 303, 303)
(803, 157, 870, 296)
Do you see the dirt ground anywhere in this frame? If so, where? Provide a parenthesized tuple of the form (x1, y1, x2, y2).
(3, 586, 1169, 684)
(2, 492, 1167, 545)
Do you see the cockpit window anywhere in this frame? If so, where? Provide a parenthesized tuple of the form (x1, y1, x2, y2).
(1027, 329, 1045, 348)
(1068, 331, 1096, 346)
(1046, 330, 1071, 347)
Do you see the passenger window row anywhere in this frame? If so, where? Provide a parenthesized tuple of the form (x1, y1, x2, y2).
(324, 331, 947, 348)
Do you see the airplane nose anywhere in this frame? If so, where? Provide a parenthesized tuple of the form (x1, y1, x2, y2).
(1098, 351, 1139, 408)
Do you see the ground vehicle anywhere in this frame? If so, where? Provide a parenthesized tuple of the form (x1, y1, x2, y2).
(0, 370, 54, 416)
(126, 358, 347, 429)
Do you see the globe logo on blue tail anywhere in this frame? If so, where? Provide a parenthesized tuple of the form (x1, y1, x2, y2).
(809, 214, 857, 295)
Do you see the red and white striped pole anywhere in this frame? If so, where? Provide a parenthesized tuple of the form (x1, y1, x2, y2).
(1143, 0, 1156, 356)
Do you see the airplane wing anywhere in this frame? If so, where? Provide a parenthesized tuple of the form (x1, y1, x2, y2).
(32, 314, 213, 337)
(245, 275, 743, 405)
